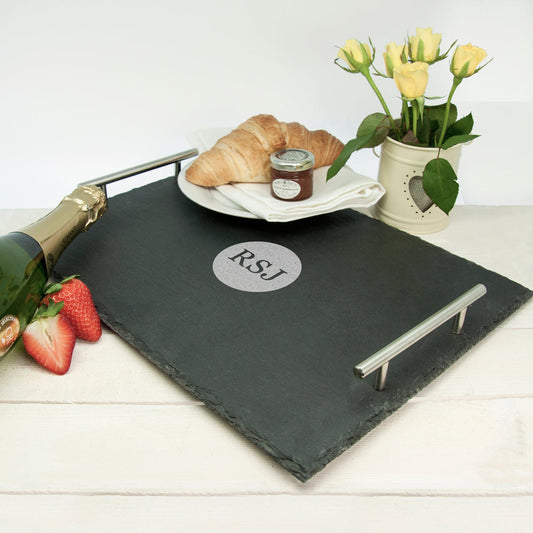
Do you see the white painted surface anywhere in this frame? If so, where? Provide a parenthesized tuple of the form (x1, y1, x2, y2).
(0, 206, 532, 531)
(1, 1, 532, 208)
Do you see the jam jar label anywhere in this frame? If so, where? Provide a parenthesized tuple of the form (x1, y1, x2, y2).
(272, 179, 301, 200)
(0, 315, 20, 357)
(212, 241, 302, 292)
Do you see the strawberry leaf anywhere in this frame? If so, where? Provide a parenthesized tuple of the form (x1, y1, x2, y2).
(44, 274, 79, 294)
(32, 300, 64, 321)
(43, 282, 63, 294)
(60, 275, 79, 283)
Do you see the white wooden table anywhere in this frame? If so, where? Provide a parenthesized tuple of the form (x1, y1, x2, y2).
(1, 206, 532, 532)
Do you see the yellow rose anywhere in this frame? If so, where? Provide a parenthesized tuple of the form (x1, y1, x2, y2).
(451, 44, 488, 77)
(337, 39, 373, 72)
(383, 42, 408, 77)
(393, 62, 429, 99)
(409, 27, 442, 63)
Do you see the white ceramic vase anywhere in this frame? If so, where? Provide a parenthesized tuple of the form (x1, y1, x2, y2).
(374, 137, 463, 234)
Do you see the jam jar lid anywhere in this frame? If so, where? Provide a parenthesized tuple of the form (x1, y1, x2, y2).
(270, 149, 314, 172)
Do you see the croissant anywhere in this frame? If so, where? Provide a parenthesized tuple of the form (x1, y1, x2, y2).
(185, 114, 344, 187)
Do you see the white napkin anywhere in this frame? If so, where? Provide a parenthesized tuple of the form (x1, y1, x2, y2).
(216, 167, 384, 222)
(186, 127, 385, 222)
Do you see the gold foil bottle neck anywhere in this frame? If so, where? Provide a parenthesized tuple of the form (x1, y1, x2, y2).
(18, 185, 107, 275)
(62, 185, 108, 229)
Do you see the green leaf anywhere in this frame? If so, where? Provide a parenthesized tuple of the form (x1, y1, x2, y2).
(356, 113, 391, 148)
(32, 299, 65, 322)
(43, 274, 79, 294)
(441, 134, 479, 150)
(427, 119, 441, 146)
(43, 282, 63, 295)
(425, 103, 457, 129)
(416, 114, 432, 146)
(423, 104, 458, 146)
(326, 132, 375, 181)
(445, 113, 474, 137)
(426, 104, 457, 143)
(422, 158, 459, 214)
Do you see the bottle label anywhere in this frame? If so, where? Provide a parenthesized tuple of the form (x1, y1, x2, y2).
(0, 315, 20, 357)
(272, 179, 301, 200)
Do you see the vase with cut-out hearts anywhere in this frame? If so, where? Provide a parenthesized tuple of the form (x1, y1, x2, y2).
(374, 136, 463, 234)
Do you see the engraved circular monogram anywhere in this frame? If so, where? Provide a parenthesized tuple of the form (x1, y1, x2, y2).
(212, 241, 302, 292)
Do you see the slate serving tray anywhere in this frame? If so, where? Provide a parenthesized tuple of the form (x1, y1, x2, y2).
(55, 177, 532, 481)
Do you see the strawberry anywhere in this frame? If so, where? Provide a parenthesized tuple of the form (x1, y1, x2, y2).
(22, 301, 76, 375)
(43, 275, 102, 342)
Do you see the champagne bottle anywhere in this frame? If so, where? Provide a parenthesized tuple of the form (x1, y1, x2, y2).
(0, 185, 107, 360)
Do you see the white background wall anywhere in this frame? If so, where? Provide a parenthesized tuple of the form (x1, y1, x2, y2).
(1, 0, 532, 208)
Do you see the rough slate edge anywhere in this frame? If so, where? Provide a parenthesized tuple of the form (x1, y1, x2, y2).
(289, 290, 533, 482)
(314, 236, 531, 477)
(53, 181, 533, 483)
(83, 303, 319, 480)
(90, 245, 531, 483)
(320, 293, 532, 470)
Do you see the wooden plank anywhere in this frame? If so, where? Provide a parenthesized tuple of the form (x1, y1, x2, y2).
(416, 328, 533, 399)
(2, 326, 531, 403)
(0, 329, 196, 404)
(0, 494, 532, 533)
(1, 399, 532, 493)
(1, 198, 532, 532)
(421, 206, 533, 289)
(497, 300, 532, 329)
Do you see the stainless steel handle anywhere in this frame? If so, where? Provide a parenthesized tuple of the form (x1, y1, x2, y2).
(354, 284, 487, 391)
(79, 148, 198, 196)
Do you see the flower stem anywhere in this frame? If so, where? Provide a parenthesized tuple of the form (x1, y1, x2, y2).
(412, 100, 418, 138)
(438, 76, 462, 147)
(402, 99, 410, 133)
(360, 66, 397, 132)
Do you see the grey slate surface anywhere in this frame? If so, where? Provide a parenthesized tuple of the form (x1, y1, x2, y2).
(55, 177, 532, 481)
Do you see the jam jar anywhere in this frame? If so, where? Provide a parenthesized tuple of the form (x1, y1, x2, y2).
(270, 149, 314, 201)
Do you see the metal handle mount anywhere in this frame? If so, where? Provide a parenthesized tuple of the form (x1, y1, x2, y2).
(79, 148, 199, 197)
(354, 284, 487, 391)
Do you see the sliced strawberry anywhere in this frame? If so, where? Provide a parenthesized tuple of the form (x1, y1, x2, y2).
(43, 275, 101, 342)
(22, 302, 76, 375)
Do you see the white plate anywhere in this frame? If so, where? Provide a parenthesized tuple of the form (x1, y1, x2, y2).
(177, 161, 383, 222)
(177, 162, 260, 219)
